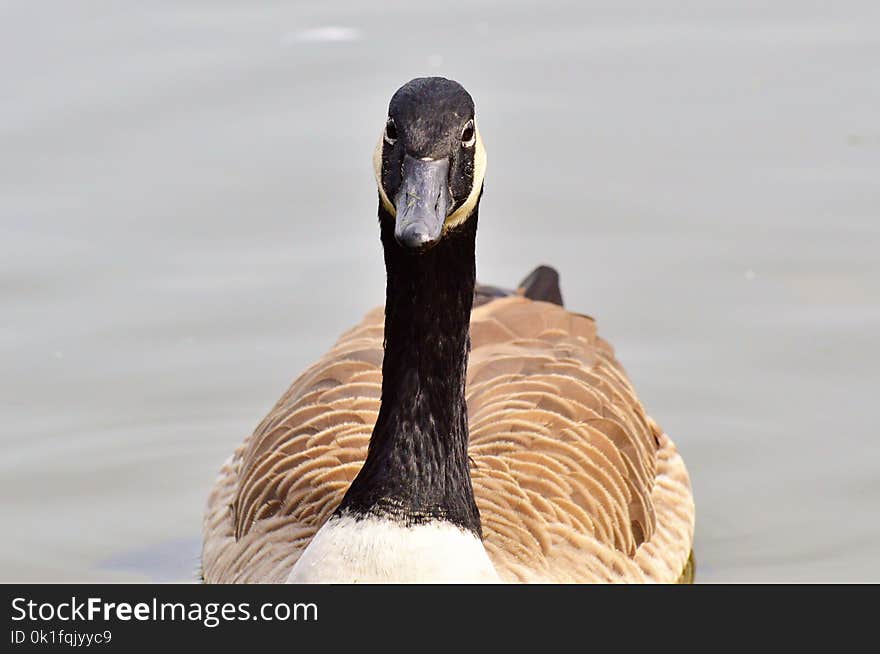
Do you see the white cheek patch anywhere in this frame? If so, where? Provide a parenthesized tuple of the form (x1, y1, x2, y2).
(373, 135, 395, 215)
(443, 126, 486, 231)
(372, 123, 488, 229)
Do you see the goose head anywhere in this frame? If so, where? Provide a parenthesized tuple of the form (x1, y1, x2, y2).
(373, 76, 487, 251)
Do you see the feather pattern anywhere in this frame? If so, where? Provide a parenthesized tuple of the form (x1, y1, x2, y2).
(202, 295, 694, 583)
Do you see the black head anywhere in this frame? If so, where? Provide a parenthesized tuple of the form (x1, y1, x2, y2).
(373, 77, 487, 251)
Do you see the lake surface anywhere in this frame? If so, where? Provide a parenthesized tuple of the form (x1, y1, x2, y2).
(2, 0, 878, 582)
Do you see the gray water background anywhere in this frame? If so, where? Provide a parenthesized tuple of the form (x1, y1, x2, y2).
(2, 1, 878, 582)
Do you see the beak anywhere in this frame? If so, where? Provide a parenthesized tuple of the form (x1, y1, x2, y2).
(393, 155, 450, 250)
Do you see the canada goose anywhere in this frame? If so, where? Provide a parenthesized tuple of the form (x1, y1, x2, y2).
(202, 77, 695, 583)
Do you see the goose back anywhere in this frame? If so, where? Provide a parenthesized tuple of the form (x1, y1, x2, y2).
(202, 295, 694, 583)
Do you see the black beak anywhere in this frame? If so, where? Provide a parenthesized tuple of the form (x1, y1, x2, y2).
(393, 155, 450, 250)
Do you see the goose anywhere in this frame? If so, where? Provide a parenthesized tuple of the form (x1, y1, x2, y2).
(202, 77, 695, 583)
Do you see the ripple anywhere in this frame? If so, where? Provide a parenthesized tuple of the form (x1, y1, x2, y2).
(281, 26, 362, 46)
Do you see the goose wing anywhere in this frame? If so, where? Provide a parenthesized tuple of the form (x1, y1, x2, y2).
(202, 297, 694, 583)
(466, 297, 693, 582)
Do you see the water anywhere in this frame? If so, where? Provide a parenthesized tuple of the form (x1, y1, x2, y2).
(2, 0, 878, 582)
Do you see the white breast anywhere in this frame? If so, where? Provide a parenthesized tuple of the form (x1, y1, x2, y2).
(286, 514, 501, 583)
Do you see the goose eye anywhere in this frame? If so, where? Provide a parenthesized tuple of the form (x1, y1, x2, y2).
(461, 120, 475, 147)
(384, 118, 398, 145)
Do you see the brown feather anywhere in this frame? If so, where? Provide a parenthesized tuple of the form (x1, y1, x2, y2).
(202, 296, 695, 583)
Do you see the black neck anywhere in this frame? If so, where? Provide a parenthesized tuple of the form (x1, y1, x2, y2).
(336, 201, 481, 536)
